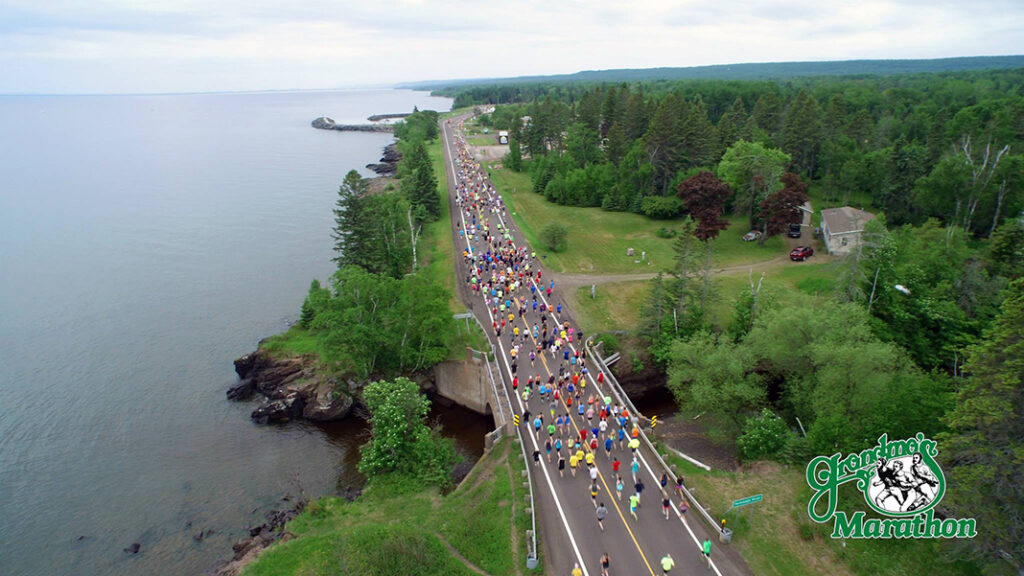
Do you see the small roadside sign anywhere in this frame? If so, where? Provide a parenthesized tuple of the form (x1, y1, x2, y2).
(732, 494, 763, 508)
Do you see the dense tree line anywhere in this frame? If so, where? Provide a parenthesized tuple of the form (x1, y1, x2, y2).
(297, 109, 456, 383)
(469, 70, 1024, 237)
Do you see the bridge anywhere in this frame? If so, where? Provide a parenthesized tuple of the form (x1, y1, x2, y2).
(440, 115, 754, 576)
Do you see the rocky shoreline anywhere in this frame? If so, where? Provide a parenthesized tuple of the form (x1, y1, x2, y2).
(365, 142, 401, 176)
(229, 348, 359, 423)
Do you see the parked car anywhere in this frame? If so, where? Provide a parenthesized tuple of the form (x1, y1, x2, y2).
(742, 230, 762, 242)
(788, 223, 802, 238)
(790, 246, 814, 261)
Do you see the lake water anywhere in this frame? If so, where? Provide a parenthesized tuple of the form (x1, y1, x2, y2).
(0, 89, 490, 576)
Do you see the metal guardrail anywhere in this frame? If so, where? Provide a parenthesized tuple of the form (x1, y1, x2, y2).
(586, 338, 724, 536)
(492, 347, 539, 568)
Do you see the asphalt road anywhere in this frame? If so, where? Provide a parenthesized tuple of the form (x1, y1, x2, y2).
(440, 115, 753, 576)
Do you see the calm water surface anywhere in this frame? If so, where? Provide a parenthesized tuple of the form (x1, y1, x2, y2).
(0, 89, 490, 576)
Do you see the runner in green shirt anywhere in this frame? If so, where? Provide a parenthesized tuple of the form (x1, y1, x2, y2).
(628, 493, 639, 521)
(701, 539, 712, 569)
(660, 553, 675, 574)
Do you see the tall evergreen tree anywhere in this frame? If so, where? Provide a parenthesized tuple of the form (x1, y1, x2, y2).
(941, 279, 1024, 567)
(645, 93, 684, 195)
(682, 97, 717, 168)
(752, 91, 783, 138)
(823, 94, 847, 140)
(605, 122, 627, 165)
(405, 142, 439, 222)
(845, 108, 875, 147)
(781, 89, 823, 176)
(717, 97, 746, 157)
(332, 170, 369, 268)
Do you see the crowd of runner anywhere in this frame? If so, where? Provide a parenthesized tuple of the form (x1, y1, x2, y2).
(447, 119, 714, 575)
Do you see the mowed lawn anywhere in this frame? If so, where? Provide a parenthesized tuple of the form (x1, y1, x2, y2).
(568, 260, 842, 334)
(567, 280, 652, 335)
(487, 166, 786, 275)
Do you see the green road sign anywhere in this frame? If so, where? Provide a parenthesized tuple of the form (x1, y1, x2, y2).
(733, 494, 763, 508)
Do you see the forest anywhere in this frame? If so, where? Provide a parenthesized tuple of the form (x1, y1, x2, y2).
(454, 69, 1024, 568)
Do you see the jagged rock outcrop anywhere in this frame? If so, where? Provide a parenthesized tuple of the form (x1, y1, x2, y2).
(365, 142, 402, 176)
(230, 350, 354, 424)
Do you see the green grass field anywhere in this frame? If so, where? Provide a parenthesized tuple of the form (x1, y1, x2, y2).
(243, 440, 522, 576)
(565, 259, 842, 335)
(567, 280, 651, 335)
(488, 166, 787, 275)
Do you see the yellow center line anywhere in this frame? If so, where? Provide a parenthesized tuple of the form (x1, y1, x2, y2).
(512, 298, 657, 576)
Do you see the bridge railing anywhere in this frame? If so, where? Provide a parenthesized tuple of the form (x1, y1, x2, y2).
(586, 338, 724, 537)
(470, 304, 540, 568)
(493, 345, 540, 568)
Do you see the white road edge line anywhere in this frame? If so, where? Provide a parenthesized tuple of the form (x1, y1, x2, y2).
(443, 120, 591, 576)
(468, 141, 726, 576)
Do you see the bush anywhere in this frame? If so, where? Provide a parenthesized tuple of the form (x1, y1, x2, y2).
(594, 333, 619, 355)
(655, 227, 677, 238)
(736, 408, 791, 461)
(641, 196, 686, 219)
(540, 222, 568, 252)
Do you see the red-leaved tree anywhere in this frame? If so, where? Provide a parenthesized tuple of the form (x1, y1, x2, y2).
(677, 171, 733, 241)
(759, 172, 809, 241)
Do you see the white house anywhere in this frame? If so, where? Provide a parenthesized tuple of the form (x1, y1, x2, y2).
(820, 206, 876, 255)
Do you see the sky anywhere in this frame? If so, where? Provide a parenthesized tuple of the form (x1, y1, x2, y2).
(1, 0, 1023, 94)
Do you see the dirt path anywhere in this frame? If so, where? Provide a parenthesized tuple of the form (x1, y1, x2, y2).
(435, 532, 496, 576)
(550, 254, 798, 290)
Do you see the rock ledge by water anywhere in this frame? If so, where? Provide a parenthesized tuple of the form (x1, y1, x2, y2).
(231, 349, 356, 424)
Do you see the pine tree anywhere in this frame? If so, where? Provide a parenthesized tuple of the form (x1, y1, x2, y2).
(506, 138, 522, 172)
(645, 93, 683, 195)
(405, 142, 439, 222)
(823, 94, 847, 139)
(332, 170, 369, 268)
(941, 279, 1024, 565)
(845, 108, 875, 147)
(717, 97, 746, 158)
(605, 122, 626, 165)
(682, 97, 716, 169)
(299, 297, 315, 328)
(752, 92, 783, 138)
(781, 89, 823, 176)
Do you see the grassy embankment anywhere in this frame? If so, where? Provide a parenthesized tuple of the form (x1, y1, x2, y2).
(657, 451, 993, 576)
(243, 438, 531, 576)
(486, 163, 839, 333)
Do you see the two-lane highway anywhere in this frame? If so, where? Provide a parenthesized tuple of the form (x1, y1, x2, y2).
(440, 114, 752, 576)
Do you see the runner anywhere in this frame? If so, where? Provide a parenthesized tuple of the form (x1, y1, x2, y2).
(600, 553, 611, 576)
(660, 553, 675, 575)
(589, 482, 601, 508)
(662, 492, 672, 520)
(572, 563, 583, 576)
(615, 474, 624, 501)
(628, 493, 639, 521)
(701, 539, 712, 570)
(557, 454, 566, 477)
(595, 502, 608, 531)
(634, 478, 645, 506)
(569, 453, 579, 477)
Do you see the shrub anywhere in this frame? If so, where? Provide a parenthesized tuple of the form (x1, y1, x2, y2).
(736, 408, 791, 461)
(595, 333, 619, 355)
(641, 196, 686, 219)
(540, 222, 569, 252)
(655, 227, 677, 239)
